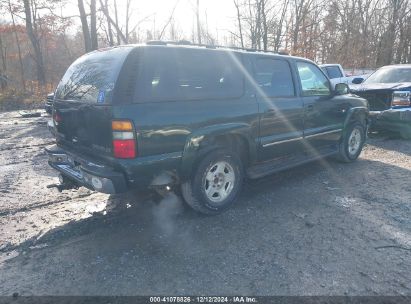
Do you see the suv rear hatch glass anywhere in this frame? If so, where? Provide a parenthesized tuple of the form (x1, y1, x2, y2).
(53, 46, 133, 157)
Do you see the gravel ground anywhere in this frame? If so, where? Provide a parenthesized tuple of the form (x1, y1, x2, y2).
(0, 110, 410, 296)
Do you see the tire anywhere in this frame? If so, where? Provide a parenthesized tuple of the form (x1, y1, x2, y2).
(336, 123, 366, 163)
(181, 149, 244, 215)
(400, 125, 411, 140)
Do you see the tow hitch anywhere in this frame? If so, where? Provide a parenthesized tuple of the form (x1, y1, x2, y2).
(47, 174, 79, 192)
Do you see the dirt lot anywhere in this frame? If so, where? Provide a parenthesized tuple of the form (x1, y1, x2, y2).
(0, 110, 410, 296)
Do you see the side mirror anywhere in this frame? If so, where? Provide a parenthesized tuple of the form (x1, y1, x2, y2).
(352, 77, 364, 84)
(335, 83, 349, 95)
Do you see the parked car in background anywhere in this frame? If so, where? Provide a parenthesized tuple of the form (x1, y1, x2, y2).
(320, 64, 371, 87)
(45, 92, 54, 114)
(320, 64, 350, 88)
(350, 64, 411, 138)
(46, 43, 368, 214)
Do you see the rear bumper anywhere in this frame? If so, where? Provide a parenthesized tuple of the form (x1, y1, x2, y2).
(369, 108, 411, 132)
(46, 145, 128, 194)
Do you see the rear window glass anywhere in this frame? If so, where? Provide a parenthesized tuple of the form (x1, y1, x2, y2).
(134, 48, 244, 102)
(55, 47, 132, 103)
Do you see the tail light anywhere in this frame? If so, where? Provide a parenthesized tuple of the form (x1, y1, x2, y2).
(53, 112, 62, 125)
(112, 120, 136, 158)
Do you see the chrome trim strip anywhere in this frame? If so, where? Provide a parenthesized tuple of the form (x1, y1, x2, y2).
(262, 136, 304, 147)
(304, 129, 342, 139)
(262, 129, 342, 147)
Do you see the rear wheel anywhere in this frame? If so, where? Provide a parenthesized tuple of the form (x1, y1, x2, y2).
(181, 149, 243, 214)
(336, 123, 365, 162)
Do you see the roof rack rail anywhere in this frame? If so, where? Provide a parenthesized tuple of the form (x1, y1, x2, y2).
(146, 40, 192, 46)
(145, 40, 288, 55)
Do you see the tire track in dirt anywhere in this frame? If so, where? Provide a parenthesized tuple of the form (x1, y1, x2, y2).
(0, 141, 54, 152)
(0, 192, 96, 217)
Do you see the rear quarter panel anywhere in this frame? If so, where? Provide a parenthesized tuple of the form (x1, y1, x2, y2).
(112, 98, 259, 158)
(112, 96, 259, 184)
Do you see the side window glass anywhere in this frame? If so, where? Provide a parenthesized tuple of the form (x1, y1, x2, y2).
(135, 49, 244, 102)
(320, 67, 329, 77)
(326, 66, 343, 79)
(254, 58, 295, 97)
(297, 62, 331, 96)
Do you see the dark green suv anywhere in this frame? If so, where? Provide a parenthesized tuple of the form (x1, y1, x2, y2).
(46, 42, 368, 214)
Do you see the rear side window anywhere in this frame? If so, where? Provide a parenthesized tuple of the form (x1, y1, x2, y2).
(325, 66, 343, 79)
(253, 58, 295, 97)
(134, 48, 244, 102)
(55, 47, 132, 103)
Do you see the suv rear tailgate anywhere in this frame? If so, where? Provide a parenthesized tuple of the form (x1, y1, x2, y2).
(54, 102, 114, 157)
(53, 46, 133, 159)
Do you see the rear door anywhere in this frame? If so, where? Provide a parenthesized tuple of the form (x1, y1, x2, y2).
(53, 47, 133, 158)
(253, 57, 304, 161)
(296, 61, 349, 155)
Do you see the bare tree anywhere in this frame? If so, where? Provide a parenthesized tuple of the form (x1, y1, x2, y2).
(273, 0, 289, 52)
(23, 0, 46, 85)
(196, 0, 201, 43)
(158, 0, 179, 40)
(99, 0, 128, 43)
(125, 0, 131, 42)
(104, 0, 114, 46)
(78, 0, 91, 52)
(376, 0, 408, 65)
(7, 0, 25, 90)
(78, 0, 98, 52)
(233, 0, 244, 48)
(0, 34, 7, 90)
(90, 0, 98, 50)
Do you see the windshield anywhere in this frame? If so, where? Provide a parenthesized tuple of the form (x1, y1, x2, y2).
(365, 66, 411, 84)
(55, 47, 132, 103)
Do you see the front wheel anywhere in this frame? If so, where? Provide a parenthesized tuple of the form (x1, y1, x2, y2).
(399, 124, 411, 139)
(336, 123, 366, 163)
(181, 149, 244, 215)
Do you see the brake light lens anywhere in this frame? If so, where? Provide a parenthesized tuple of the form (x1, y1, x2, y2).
(113, 139, 136, 158)
(392, 91, 411, 107)
(53, 112, 62, 122)
(112, 120, 136, 158)
(53, 112, 62, 125)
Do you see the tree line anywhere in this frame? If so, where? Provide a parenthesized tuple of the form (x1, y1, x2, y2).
(231, 0, 410, 70)
(0, 0, 409, 94)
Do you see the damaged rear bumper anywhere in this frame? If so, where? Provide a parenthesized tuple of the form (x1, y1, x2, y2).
(45, 144, 128, 194)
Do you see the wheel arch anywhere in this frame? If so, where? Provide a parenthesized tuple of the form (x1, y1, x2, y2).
(343, 107, 369, 130)
(180, 123, 257, 180)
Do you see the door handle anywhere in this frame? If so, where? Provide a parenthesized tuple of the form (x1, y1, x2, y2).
(306, 104, 314, 111)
